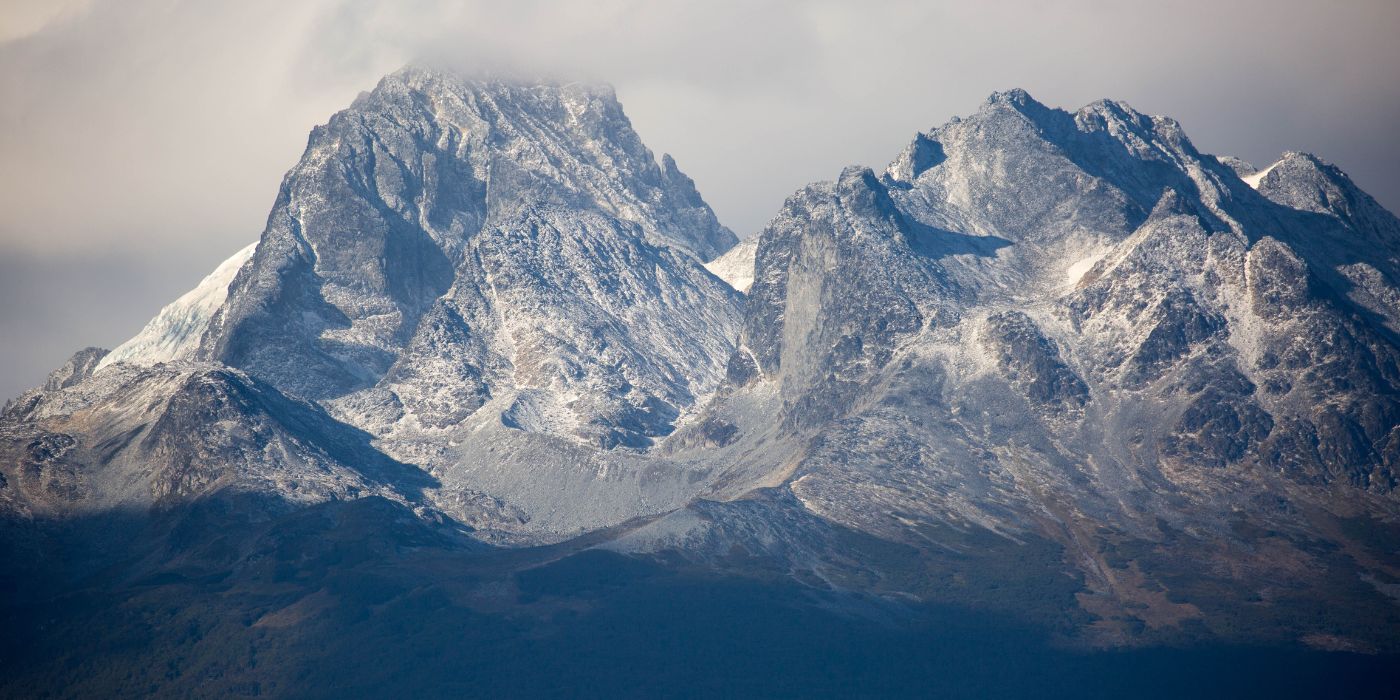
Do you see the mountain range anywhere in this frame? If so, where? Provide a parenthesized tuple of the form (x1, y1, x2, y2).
(3, 66, 1399, 696)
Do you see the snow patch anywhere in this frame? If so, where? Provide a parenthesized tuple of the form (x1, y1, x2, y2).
(1064, 252, 1106, 287)
(1241, 160, 1281, 189)
(704, 238, 758, 293)
(97, 242, 257, 370)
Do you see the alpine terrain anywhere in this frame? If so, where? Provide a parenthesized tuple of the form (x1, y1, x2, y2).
(3, 67, 1399, 696)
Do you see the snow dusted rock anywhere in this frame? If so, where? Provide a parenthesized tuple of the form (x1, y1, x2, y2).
(656, 88, 1400, 645)
(1, 362, 431, 519)
(8, 66, 745, 542)
(189, 67, 742, 453)
(41, 347, 108, 392)
(5, 72, 1400, 648)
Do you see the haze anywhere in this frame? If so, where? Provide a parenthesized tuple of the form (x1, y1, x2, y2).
(2, 0, 1398, 398)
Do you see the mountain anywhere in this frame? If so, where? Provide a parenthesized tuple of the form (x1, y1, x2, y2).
(5, 67, 750, 542)
(3, 72, 1400, 695)
(201, 68, 740, 452)
(636, 89, 1400, 647)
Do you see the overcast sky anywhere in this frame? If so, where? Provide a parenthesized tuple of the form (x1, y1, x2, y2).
(2, 0, 1398, 398)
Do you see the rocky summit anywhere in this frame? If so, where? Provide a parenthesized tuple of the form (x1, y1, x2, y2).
(3, 68, 1400, 696)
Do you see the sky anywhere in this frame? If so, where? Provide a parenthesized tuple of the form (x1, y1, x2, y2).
(2, 0, 1399, 398)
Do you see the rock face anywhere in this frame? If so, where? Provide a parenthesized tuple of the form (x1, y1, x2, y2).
(196, 67, 742, 453)
(3, 75, 1400, 657)
(40, 347, 108, 391)
(652, 89, 1400, 646)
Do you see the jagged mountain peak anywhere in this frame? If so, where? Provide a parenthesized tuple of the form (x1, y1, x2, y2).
(6, 65, 751, 543)
(64, 65, 745, 495)
(1073, 96, 1165, 129)
(975, 88, 1160, 138)
(42, 347, 108, 392)
(1250, 150, 1400, 264)
(351, 66, 631, 160)
(352, 64, 625, 131)
(983, 86, 1038, 108)
(633, 87, 1400, 651)
(130, 70, 747, 496)
(976, 89, 1174, 138)
(305, 64, 736, 261)
(698, 82, 1400, 527)
(1260, 150, 1372, 203)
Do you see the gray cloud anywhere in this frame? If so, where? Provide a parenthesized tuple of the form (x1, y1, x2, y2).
(2, 0, 1398, 397)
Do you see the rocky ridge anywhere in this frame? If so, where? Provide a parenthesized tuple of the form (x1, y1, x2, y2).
(3, 74, 1400, 650)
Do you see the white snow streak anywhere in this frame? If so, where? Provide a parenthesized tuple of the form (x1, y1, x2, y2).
(1242, 160, 1281, 189)
(97, 242, 257, 370)
(704, 238, 757, 293)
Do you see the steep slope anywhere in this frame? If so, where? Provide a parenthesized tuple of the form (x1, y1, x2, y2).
(704, 236, 758, 293)
(96, 242, 257, 370)
(648, 90, 1400, 648)
(194, 66, 742, 455)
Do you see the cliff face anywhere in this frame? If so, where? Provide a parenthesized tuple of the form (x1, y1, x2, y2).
(197, 68, 741, 450)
